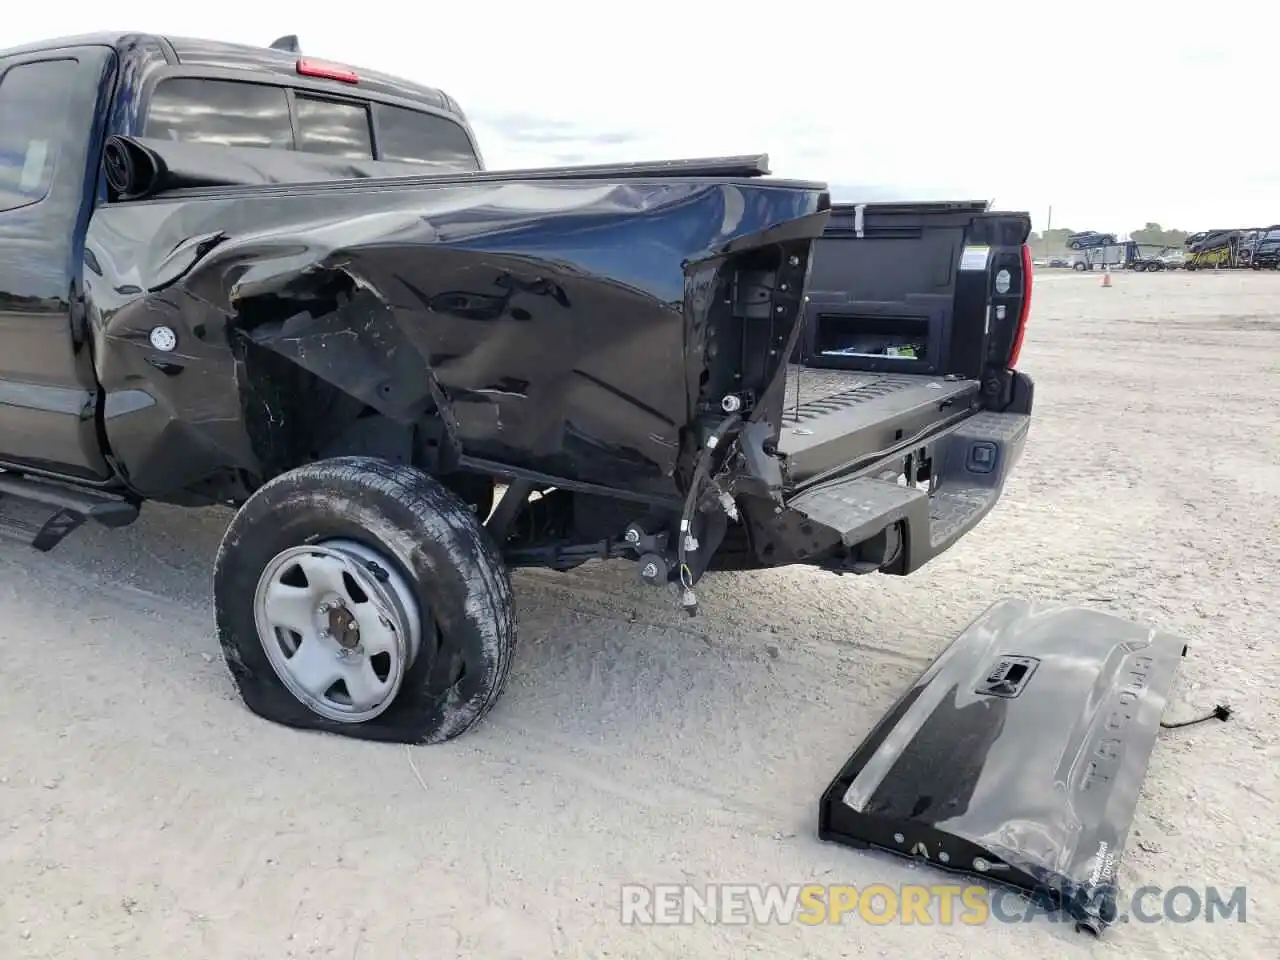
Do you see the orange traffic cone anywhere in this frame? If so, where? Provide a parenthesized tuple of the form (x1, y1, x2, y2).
(1102, 271, 1112, 288)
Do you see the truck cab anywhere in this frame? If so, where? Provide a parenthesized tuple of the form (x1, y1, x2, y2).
(0, 32, 482, 486)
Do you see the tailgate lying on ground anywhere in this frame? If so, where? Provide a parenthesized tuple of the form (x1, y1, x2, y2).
(817, 597, 1188, 934)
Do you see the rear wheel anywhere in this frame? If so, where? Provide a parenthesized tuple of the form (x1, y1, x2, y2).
(213, 457, 516, 743)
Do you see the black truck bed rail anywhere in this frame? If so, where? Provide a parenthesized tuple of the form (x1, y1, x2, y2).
(104, 136, 783, 202)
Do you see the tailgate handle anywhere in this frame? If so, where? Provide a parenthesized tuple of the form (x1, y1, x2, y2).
(975, 655, 1040, 698)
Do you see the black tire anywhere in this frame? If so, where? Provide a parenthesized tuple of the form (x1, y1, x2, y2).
(213, 456, 516, 744)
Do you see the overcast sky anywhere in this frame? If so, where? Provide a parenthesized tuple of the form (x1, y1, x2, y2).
(10, 2, 1279, 234)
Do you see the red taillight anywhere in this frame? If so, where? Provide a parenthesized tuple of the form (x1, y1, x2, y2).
(1008, 242, 1033, 368)
(296, 58, 359, 84)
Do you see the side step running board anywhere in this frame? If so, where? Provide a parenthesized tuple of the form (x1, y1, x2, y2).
(0, 472, 139, 551)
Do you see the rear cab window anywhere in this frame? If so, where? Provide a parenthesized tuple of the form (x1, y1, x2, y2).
(144, 78, 292, 149)
(143, 76, 480, 170)
(295, 95, 371, 159)
(375, 103, 478, 170)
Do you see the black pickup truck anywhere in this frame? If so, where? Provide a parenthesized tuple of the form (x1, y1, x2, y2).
(0, 32, 1035, 743)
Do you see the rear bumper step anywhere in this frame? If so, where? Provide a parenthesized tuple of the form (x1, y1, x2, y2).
(778, 370, 983, 487)
(746, 384, 1030, 575)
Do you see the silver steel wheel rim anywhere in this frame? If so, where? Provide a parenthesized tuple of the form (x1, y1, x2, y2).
(252, 538, 424, 723)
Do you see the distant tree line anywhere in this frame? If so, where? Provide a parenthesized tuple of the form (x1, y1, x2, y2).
(1028, 223, 1189, 257)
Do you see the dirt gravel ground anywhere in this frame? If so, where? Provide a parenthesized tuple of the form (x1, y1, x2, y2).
(1, 270, 1277, 959)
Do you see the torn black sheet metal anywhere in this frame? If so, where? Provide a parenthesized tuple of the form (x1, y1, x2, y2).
(83, 141, 829, 501)
(818, 597, 1188, 934)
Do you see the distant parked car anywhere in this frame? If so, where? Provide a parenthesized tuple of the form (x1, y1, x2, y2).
(1066, 231, 1118, 250)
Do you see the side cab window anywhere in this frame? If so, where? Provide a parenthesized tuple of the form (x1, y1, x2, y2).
(0, 58, 81, 213)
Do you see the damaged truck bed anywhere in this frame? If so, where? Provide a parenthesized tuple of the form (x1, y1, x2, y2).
(722, 200, 1035, 580)
(0, 32, 1035, 742)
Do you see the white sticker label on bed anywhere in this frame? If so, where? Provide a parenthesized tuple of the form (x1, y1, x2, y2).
(959, 245, 990, 271)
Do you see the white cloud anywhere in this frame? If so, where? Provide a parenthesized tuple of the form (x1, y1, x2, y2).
(9, 0, 1280, 233)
